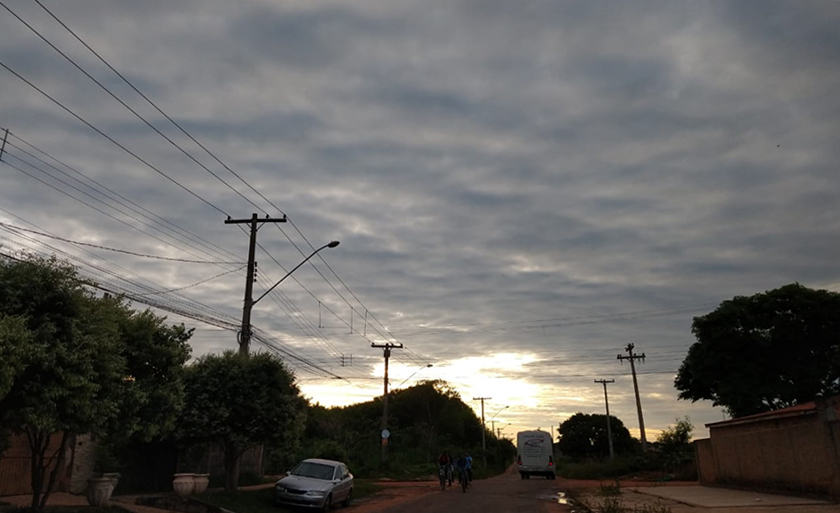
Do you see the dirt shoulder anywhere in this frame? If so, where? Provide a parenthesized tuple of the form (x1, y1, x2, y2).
(347, 480, 440, 513)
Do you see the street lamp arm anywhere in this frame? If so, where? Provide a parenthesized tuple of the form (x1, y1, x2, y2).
(252, 241, 339, 306)
(396, 363, 433, 389)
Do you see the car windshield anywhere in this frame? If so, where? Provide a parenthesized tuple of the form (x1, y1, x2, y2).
(291, 462, 335, 480)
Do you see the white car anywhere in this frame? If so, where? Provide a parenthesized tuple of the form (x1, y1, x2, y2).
(274, 458, 354, 511)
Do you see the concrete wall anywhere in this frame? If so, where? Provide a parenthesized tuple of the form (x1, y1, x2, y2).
(68, 434, 97, 494)
(696, 399, 840, 498)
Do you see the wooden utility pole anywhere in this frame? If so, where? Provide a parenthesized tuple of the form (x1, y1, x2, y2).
(225, 213, 286, 355)
(595, 378, 616, 460)
(473, 396, 491, 464)
(372, 342, 402, 463)
(0, 128, 9, 162)
(617, 343, 647, 452)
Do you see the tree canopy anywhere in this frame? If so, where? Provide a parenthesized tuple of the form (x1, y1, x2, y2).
(675, 283, 840, 418)
(0, 254, 193, 509)
(557, 413, 637, 461)
(178, 351, 306, 491)
(291, 380, 515, 478)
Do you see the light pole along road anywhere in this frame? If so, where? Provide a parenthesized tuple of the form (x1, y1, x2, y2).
(238, 240, 340, 355)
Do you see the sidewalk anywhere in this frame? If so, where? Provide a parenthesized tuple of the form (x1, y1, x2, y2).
(1, 492, 180, 513)
(628, 486, 833, 509)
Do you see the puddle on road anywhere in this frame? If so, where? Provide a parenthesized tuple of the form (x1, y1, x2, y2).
(536, 491, 572, 505)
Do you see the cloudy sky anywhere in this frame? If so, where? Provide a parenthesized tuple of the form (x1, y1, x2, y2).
(1, 0, 839, 441)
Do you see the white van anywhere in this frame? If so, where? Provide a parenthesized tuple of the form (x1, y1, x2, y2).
(516, 430, 556, 479)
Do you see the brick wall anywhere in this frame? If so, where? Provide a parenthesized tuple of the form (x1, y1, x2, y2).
(696, 398, 840, 499)
(0, 433, 73, 496)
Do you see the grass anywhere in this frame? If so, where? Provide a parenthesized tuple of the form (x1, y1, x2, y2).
(199, 479, 382, 513)
(557, 458, 639, 480)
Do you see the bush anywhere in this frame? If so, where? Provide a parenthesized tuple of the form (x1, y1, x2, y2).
(557, 457, 639, 479)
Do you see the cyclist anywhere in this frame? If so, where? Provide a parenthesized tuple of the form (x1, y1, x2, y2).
(437, 451, 450, 490)
(454, 454, 469, 491)
(446, 451, 454, 486)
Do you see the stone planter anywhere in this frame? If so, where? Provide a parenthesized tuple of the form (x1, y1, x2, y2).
(192, 474, 210, 495)
(172, 473, 196, 496)
(86, 478, 114, 506)
(102, 472, 121, 492)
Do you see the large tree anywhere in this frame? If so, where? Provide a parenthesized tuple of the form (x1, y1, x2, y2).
(0, 255, 125, 510)
(557, 413, 637, 461)
(675, 283, 840, 418)
(178, 351, 306, 491)
(0, 254, 194, 509)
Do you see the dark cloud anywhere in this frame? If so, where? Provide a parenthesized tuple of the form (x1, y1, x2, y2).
(1, 0, 838, 436)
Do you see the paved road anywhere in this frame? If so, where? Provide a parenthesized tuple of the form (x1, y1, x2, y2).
(369, 472, 570, 513)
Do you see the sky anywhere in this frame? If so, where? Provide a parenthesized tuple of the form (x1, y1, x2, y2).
(1, 0, 839, 442)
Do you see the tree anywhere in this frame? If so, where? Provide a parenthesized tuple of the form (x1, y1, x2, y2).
(0, 255, 126, 511)
(557, 413, 637, 461)
(655, 416, 693, 470)
(97, 305, 193, 475)
(178, 351, 306, 491)
(0, 314, 30, 452)
(675, 284, 840, 418)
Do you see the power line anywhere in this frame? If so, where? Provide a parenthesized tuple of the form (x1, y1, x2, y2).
(4, 3, 429, 369)
(134, 266, 246, 296)
(4, 134, 243, 263)
(0, 222, 242, 264)
(0, 60, 228, 216)
(0, 0, 264, 212)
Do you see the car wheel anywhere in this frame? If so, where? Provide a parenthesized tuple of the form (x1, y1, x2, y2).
(342, 488, 352, 507)
(322, 494, 332, 512)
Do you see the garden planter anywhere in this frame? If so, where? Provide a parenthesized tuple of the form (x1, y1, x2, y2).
(86, 478, 114, 506)
(102, 472, 121, 492)
(192, 474, 210, 495)
(172, 473, 196, 495)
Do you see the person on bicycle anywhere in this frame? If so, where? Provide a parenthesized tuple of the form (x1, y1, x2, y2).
(454, 454, 468, 487)
(437, 451, 450, 489)
(446, 451, 454, 486)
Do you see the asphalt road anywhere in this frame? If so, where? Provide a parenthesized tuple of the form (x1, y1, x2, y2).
(370, 472, 571, 513)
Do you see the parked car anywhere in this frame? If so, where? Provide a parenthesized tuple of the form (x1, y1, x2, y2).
(275, 458, 353, 510)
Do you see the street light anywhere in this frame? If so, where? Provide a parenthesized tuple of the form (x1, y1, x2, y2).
(396, 364, 433, 389)
(495, 422, 511, 438)
(239, 240, 340, 354)
(489, 406, 509, 437)
(489, 405, 509, 422)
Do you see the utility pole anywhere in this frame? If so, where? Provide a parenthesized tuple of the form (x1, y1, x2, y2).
(473, 397, 491, 465)
(372, 342, 402, 463)
(0, 128, 8, 162)
(617, 343, 647, 452)
(225, 213, 286, 355)
(595, 379, 616, 460)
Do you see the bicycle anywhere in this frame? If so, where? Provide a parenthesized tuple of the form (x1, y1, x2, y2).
(438, 465, 447, 491)
(446, 464, 454, 487)
(459, 468, 468, 492)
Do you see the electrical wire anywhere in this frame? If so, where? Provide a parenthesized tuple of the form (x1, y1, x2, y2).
(0, 221, 242, 264)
